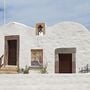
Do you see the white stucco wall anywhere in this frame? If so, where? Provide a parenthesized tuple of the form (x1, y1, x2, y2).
(0, 21, 90, 73)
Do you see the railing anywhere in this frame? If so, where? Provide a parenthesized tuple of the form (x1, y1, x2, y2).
(0, 55, 4, 68)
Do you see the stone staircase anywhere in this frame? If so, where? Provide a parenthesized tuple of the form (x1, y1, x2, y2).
(0, 74, 90, 90)
(0, 66, 18, 74)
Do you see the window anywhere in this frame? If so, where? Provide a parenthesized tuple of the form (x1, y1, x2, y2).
(31, 49, 43, 66)
(36, 23, 45, 36)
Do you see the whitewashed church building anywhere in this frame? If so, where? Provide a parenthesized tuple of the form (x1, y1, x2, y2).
(0, 21, 90, 73)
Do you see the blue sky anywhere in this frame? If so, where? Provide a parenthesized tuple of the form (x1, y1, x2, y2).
(0, 0, 90, 28)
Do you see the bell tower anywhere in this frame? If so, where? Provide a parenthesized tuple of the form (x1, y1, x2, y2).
(36, 23, 45, 36)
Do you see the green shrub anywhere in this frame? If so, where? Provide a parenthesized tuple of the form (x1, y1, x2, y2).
(40, 63, 48, 74)
(40, 67, 47, 74)
(23, 65, 30, 74)
(17, 65, 30, 74)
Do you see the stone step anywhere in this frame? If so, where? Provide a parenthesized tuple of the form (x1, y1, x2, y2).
(0, 66, 18, 74)
(0, 71, 18, 74)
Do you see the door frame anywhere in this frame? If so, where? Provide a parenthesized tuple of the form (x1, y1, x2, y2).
(4, 35, 19, 67)
(55, 48, 76, 73)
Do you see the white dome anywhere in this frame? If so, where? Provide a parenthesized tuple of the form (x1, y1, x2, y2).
(51, 21, 88, 32)
(3, 22, 33, 30)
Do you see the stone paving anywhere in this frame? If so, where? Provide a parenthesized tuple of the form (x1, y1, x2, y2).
(0, 73, 90, 90)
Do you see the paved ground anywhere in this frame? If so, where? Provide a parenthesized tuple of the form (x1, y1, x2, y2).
(0, 73, 90, 90)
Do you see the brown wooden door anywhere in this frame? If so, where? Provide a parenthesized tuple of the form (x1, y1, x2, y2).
(8, 40, 17, 65)
(59, 54, 72, 73)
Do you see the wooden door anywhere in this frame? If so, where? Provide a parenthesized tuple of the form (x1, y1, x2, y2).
(8, 40, 17, 65)
(59, 54, 72, 73)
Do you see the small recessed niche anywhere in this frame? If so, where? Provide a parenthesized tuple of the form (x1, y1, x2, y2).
(36, 23, 45, 36)
(31, 49, 43, 66)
